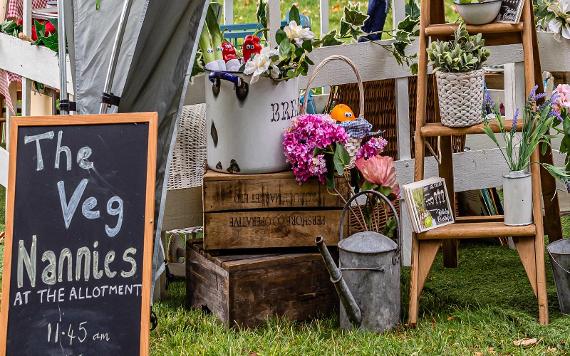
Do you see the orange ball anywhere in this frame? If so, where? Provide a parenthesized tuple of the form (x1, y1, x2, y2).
(331, 104, 356, 122)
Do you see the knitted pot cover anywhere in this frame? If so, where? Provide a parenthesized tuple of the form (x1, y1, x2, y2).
(435, 69, 485, 128)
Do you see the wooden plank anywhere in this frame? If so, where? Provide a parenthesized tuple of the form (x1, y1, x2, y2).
(203, 171, 347, 212)
(0, 33, 74, 93)
(420, 119, 522, 137)
(0, 147, 7, 188)
(418, 222, 536, 239)
(425, 22, 523, 36)
(229, 257, 337, 327)
(187, 243, 337, 328)
(187, 248, 230, 325)
(204, 209, 344, 249)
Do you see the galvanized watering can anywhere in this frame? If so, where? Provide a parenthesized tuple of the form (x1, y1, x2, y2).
(316, 190, 401, 332)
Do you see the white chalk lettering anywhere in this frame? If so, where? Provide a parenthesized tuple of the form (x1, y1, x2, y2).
(24, 131, 54, 171)
(57, 179, 88, 229)
(17, 236, 37, 288)
(55, 130, 72, 171)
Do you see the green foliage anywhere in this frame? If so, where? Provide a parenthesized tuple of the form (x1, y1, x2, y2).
(339, 3, 369, 40)
(427, 21, 490, 73)
(32, 20, 58, 52)
(0, 19, 22, 37)
(256, 0, 269, 40)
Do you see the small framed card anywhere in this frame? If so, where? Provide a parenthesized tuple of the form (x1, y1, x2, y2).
(403, 177, 455, 233)
(496, 0, 524, 23)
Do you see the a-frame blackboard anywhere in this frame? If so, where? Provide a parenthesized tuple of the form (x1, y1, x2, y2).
(0, 113, 157, 356)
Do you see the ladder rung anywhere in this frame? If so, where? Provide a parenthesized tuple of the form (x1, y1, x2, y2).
(418, 222, 536, 240)
(424, 23, 524, 37)
(456, 215, 504, 223)
(420, 119, 522, 137)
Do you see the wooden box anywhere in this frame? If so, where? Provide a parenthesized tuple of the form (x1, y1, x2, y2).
(186, 242, 338, 328)
(203, 171, 347, 250)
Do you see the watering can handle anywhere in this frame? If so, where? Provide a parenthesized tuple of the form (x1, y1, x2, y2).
(338, 190, 401, 263)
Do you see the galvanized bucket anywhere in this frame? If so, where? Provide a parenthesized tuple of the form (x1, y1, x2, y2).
(337, 190, 401, 332)
(547, 239, 570, 314)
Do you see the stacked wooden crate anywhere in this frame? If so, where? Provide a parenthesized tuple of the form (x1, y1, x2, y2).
(186, 171, 346, 327)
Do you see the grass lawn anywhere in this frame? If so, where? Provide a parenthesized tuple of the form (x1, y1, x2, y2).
(149, 236, 570, 355)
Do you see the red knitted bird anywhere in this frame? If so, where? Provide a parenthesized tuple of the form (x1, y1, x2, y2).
(242, 35, 262, 62)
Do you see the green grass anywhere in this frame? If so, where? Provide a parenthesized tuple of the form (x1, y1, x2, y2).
(149, 237, 570, 355)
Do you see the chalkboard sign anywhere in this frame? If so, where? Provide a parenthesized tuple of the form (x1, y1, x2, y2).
(403, 177, 454, 233)
(0, 113, 157, 356)
(496, 0, 524, 23)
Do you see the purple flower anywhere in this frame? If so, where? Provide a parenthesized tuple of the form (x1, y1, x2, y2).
(283, 114, 348, 184)
(511, 108, 519, 134)
(528, 85, 547, 102)
(355, 137, 389, 160)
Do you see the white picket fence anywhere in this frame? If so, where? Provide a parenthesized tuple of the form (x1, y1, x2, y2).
(2, 0, 570, 264)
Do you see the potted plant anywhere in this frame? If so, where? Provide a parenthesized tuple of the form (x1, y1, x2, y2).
(454, 0, 503, 25)
(535, 0, 570, 40)
(482, 86, 568, 225)
(427, 21, 491, 127)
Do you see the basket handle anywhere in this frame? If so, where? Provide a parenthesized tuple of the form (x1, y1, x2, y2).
(301, 55, 365, 117)
(338, 190, 401, 264)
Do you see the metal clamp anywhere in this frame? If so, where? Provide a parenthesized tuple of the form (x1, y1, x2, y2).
(101, 92, 121, 107)
(59, 99, 76, 112)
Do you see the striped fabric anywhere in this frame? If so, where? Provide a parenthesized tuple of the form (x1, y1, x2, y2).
(1, 0, 49, 114)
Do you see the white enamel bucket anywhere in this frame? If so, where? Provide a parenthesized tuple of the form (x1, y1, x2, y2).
(205, 73, 299, 174)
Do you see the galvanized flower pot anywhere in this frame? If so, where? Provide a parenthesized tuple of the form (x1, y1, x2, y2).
(503, 170, 533, 226)
(205, 73, 299, 174)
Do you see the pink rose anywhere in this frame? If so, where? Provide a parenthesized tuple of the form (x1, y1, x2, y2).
(355, 155, 400, 197)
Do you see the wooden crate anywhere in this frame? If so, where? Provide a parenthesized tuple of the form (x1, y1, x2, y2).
(203, 171, 347, 250)
(186, 241, 338, 328)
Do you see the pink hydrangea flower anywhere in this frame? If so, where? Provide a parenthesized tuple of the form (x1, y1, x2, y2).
(552, 84, 570, 115)
(355, 137, 389, 160)
(283, 114, 348, 184)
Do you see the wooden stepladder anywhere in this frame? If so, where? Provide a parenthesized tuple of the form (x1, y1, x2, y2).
(409, 0, 560, 326)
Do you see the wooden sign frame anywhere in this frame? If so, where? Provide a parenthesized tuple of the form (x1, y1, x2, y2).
(0, 113, 157, 356)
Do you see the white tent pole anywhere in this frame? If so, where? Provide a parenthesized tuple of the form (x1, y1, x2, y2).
(58, 0, 69, 114)
(99, 0, 134, 114)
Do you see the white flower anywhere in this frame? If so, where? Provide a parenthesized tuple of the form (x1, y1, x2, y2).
(548, 18, 570, 40)
(270, 64, 281, 79)
(283, 20, 315, 46)
(243, 46, 278, 84)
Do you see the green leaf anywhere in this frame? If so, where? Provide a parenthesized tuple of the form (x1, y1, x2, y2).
(343, 4, 368, 27)
(320, 30, 343, 47)
(302, 39, 312, 52)
(289, 5, 301, 25)
(256, 0, 268, 29)
(333, 144, 351, 176)
(361, 181, 377, 191)
(326, 173, 336, 190)
(275, 29, 287, 45)
(279, 38, 291, 57)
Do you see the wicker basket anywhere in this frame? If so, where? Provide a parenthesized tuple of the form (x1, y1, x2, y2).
(435, 69, 485, 128)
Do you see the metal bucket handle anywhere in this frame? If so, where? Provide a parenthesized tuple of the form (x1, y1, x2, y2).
(548, 247, 570, 275)
(338, 190, 401, 264)
(300, 55, 364, 117)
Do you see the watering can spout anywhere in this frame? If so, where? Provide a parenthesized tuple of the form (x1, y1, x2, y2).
(315, 236, 362, 326)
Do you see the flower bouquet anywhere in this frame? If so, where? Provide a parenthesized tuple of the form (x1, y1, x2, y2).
(483, 86, 569, 225)
(535, 0, 570, 40)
